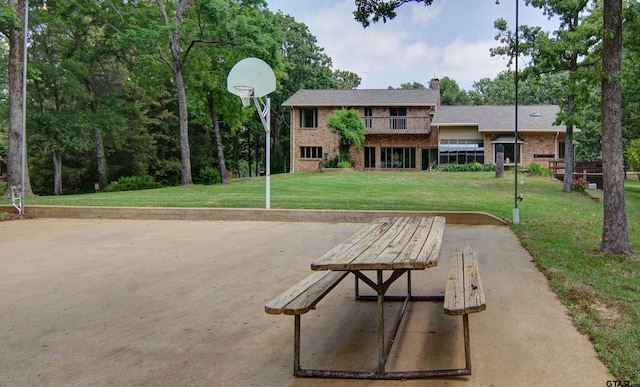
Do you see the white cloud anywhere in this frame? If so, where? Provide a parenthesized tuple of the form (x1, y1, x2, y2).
(268, 0, 556, 90)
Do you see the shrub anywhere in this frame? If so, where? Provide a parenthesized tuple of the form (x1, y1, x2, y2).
(527, 162, 554, 177)
(199, 167, 221, 185)
(336, 160, 354, 168)
(153, 159, 182, 186)
(572, 177, 588, 194)
(104, 175, 162, 192)
(441, 163, 495, 172)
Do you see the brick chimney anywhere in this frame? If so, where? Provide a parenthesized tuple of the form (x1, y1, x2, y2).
(430, 78, 441, 108)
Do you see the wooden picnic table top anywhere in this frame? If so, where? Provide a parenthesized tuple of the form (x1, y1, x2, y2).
(311, 216, 446, 271)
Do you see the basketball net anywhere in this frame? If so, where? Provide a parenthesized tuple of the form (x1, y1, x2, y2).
(234, 85, 255, 107)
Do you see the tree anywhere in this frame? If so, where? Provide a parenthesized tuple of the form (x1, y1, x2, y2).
(624, 139, 640, 176)
(431, 76, 472, 105)
(2, 0, 33, 198)
(492, 0, 601, 193)
(353, 0, 433, 27)
(156, 0, 194, 185)
(599, 0, 630, 254)
(326, 108, 365, 166)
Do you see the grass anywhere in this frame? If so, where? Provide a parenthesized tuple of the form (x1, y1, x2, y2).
(2, 171, 639, 382)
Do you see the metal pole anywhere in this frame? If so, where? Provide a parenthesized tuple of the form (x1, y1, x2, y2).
(20, 0, 29, 216)
(513, 0, 520, 224)
(265, 97, 270, 209)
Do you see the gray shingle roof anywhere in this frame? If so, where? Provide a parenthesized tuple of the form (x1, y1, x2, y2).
(281, 89, 440, 107)
(432, 105, 566, 132)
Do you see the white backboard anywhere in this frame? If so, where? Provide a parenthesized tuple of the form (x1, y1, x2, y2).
(227, 57, 276, 98)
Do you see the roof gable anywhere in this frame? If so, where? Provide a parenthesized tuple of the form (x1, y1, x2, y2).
(282, 89, 440, 107)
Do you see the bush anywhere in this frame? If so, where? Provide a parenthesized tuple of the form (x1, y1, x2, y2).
(336, 160, 354, 168)
(527, 162, 554, 177)
(199, 167, 221, 185)
(153, 159, 182, 186)
(441, 163, 495, 172)
(572, 177, 588, 194)
(323, 155, 350, 168)
(104, 175, 162, 192)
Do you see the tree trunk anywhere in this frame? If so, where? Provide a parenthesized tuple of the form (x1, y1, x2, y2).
(562, 123, 574, 192)
(600, 0, 630, 254)
(3, 0, 32, 198)
(207, 91, 229, 184)
(173, 58, 193, 185)
(52, 149, 62, 195)
(94, 129, 108, 189)
(157, 0, 193, 185)
(562, 52, 578, 193)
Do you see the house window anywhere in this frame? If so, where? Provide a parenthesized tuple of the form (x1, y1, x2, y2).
(390, 107, 407, 130)
(300, 146, 322, 159)
(439, 140, 484, 164)
(299, 108, 318, 128)
(380, 147, 416, 169)
(558, 141, 566, 159)
(364, 107, 373, 128)
(364, 147, 376, 168)
(493, 143, 520, 164)
(421, 148, 438, 170)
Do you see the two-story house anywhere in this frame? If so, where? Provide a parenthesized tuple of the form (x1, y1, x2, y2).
(283, 81, 573, 172)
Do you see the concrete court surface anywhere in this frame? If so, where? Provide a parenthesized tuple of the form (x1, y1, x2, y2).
(0, 218, 611, 386)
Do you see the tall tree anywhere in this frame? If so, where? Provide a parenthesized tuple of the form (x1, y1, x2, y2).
(600, 0, 630, 254)
(492, 0, 601, 193)
(431, 76, 472, 105)
(156, 0, 194, 185)
(1, 0, 33, 198)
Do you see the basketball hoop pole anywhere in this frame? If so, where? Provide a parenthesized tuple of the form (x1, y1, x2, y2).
(253, 96, 271, 209)
(226, 57, 276, 209)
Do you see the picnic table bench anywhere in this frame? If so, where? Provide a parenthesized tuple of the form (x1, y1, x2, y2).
(265, 217, 487, 379)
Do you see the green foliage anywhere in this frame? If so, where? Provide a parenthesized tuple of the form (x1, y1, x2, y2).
(441, 163, 495, 172)
(434, 76, 472, 105)
(199, 167, 221, 185)
(323, 154, 351, 168)
(152, 159, 182, 187)
(326, 108, 366, 162)
(527, 162, 554, 177)
(104, 175, 162, 192)
(572, 177, 588, 194)
(625, 139, 640, 171)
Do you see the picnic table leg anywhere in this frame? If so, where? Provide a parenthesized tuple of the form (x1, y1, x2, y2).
(294, 315, 301, 376)
(377, 270, 385, 375)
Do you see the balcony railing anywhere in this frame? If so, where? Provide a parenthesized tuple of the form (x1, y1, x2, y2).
(362, 116, 431, 134)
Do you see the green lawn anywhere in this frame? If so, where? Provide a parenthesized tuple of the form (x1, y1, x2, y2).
(2, 171, 639, 382)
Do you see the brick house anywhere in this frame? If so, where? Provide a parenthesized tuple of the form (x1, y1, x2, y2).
(283, 83, 573, 172)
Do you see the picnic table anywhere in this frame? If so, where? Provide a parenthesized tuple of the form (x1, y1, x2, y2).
(265, 216, 486, 380)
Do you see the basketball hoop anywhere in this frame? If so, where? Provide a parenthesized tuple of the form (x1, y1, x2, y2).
(233, 85, 254, 107)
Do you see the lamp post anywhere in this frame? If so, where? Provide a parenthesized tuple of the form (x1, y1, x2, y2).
(496, 0, 521, 224)
(19, 0, 29, 216)
(18, 0, 46, 216)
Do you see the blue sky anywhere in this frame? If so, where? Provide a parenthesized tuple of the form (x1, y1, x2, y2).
(267, 0, 558, 90)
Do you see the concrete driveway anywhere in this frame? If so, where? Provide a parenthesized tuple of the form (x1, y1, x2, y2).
(0, 218, 611, 386)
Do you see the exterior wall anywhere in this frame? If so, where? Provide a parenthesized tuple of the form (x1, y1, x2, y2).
(439, 126, 483, 140)
(291, 105, 435, 172)
(289, 102, 567, 173)
(290, 107, 340, 172)
(483, 132, 567, 167)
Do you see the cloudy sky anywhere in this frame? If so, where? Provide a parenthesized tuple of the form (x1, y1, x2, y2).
(267, 0, 558, 91)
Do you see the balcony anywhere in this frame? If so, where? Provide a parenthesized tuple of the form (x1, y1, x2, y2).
(362, 116, 431, 134)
